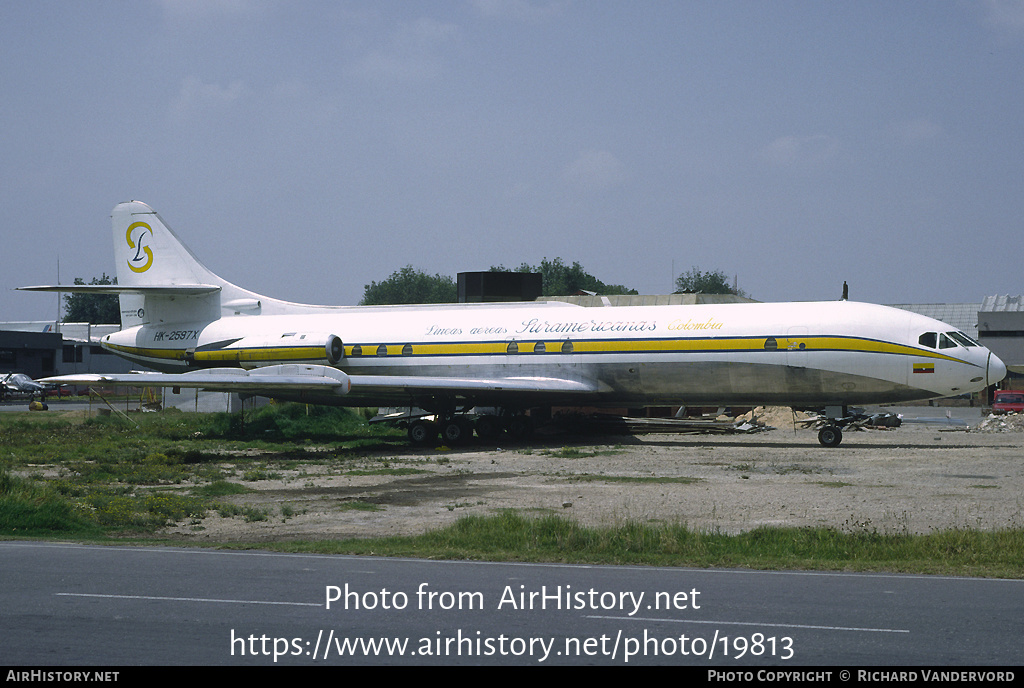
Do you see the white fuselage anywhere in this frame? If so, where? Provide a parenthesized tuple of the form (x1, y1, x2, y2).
(100, 299, 1000, 409)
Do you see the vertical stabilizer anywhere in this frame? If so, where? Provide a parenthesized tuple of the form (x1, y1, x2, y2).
(109, 201, 337, 325)
(112, 201, 228, 325)
(112, 201, 224, 289)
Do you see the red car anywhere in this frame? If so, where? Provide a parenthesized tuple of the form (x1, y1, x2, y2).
(992, 390, 1024, 414)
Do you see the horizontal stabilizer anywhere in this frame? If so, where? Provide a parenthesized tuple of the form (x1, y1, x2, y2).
(18, 284, 221, 296)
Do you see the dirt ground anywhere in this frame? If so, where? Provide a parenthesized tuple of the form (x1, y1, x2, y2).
(159, 407, 1024, 542)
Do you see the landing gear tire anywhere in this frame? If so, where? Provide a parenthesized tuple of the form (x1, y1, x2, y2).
(440, 417, 472, 445)
(818, 424, 843, 448)
(475, 415, 502, 442)
(507, 415, 534, 442)
(408, 420, 437, 446)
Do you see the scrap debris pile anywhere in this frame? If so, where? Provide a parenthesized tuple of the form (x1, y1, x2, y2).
(558, 408, 777, 436)
(975, 412, 1024, 433)
(735, 406, 816, 431)
(611, 415, 771, 435)
(570, 406, 804, 436)
(793, 410, 902, 432)
(569, 406, 905, 436)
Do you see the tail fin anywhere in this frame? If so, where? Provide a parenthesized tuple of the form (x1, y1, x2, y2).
(22, 201, 336, 329)
(111, 201, 313, 326)
(113, 201, 223, 290)
(112, 201, 228, 326)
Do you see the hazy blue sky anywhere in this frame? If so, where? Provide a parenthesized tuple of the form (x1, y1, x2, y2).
(3, 1, 1023, 321)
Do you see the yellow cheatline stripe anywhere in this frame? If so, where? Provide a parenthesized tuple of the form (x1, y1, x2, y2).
(109, 335, 968, 364)
(550, 335, 964, 362)
(346, 342, 507, 357)
(193, 346, 327, 363)
(572, 337, 767, 354)
(106, 343, 185, 361)
(107, 343, 331, 363)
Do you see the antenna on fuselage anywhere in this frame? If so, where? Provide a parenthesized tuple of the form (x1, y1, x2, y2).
(841, 281, 848, 301)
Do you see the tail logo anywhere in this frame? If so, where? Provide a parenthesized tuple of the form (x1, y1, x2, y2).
(126, 222, 154, 273)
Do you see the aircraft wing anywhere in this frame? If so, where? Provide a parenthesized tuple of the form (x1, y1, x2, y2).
(41, 365, 353, 395)
(41, 365, 597, 400)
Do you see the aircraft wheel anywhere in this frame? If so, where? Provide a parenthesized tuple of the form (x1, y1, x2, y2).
(440, 417, 472, 445)
(475, 415, 503, 442)
(817, 424, 843, 448)
(408, 420, 437, 446)
(507, 415, 534, 442)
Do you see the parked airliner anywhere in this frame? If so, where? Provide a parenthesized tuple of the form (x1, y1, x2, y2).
(21, 201, 1006, 446)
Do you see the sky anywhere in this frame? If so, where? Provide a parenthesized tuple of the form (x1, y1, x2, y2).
(3, 0, 1023, 322)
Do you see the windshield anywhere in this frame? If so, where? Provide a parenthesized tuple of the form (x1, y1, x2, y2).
(946, 331, 978, 347)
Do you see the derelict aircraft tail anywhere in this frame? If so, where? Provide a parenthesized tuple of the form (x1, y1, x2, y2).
(22, 201, 344, 328)
(114, 200, 350, 326)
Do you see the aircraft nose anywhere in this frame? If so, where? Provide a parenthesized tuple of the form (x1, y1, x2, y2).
(988, 352, 1007, 387)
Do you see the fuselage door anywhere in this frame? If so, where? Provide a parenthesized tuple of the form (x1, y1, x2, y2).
(787, 327, 808, 368)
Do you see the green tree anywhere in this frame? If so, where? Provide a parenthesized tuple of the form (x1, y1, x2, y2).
(63, 274, 120, 324)
(492, 258, 636, 296)
(360, 266, 458, 305)
(674, 267, 745, 296)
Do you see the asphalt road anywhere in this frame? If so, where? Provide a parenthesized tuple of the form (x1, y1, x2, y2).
(2, 541, 1020, 667)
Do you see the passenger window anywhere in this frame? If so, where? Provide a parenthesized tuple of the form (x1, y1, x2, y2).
(918, 332, 937, 348)
(938, 334, 956, 349)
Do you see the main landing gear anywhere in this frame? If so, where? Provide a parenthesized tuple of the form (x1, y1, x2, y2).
(406, 410, 533, 446)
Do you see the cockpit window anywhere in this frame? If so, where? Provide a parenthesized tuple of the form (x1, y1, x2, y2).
(947, 331, 978, 347)
(919, 332, 937, 348)
(938, 333, 957, 349)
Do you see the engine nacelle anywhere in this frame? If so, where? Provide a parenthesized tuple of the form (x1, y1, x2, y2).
(193, 332, 344, 368)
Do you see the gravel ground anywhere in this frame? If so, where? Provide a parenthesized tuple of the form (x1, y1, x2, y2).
(163, 407, 1024, 542)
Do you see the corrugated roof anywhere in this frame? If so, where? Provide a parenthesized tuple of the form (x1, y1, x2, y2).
(541, 294, 756, 307)
(887, 303, 980, 340)
(981, 295, 1024, 312)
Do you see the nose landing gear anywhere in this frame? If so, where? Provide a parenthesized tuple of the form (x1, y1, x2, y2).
(816, 405, 850, 447)
(813, 405, 900, 447)
(817, 424, 843, 448)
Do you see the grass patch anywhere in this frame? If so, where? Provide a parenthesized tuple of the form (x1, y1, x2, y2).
(85, 490, 207, 528)
(337, 500, 383, 512)
(0, 469, 100, 536)
(215, 503, 270, 522)
(260, 512, 1024, 578)
(202, 403, 404, 448)
(540, 446, 625, 459)
(0, 404, 402, 534)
